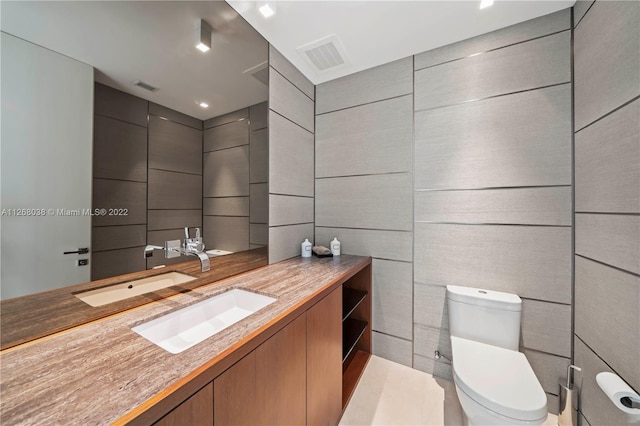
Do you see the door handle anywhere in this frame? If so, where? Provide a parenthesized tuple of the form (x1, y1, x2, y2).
(63, 248, 89, 255)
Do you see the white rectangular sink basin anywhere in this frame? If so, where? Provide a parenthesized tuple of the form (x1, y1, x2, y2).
(131, 289, 276, 354)
(75, 272, 196, 307)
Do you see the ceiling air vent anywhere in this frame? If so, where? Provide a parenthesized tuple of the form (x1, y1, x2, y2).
(243, 60, 269, 86)
(133, 80, 158, 92)
(297, 35, 348, 72)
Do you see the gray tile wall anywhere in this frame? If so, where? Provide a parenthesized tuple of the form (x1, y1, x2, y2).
(202, 103, 268, 253)
(147, 104, 202, 268)
(412, 10, 572, 411)
(315, 10, 573, 409)
(316, 57, 414, 366)
(573, 2, 640, 424)
(268, 46, 315, 263)
(92, 84, 148, 279)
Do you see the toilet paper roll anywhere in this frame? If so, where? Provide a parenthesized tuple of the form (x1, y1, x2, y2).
(596, 372, 640, 416)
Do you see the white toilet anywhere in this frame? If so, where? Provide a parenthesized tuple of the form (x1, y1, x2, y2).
(446, 285, 548, 426)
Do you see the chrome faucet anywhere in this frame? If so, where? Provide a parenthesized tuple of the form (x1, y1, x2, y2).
(142, 227, 210, 272)
(182, 227, 210, 272)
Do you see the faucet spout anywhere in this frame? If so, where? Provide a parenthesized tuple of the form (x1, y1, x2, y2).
(188, 251, 210, 272)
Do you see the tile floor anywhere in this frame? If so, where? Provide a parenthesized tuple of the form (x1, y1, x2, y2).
(339, 355, 559, 426)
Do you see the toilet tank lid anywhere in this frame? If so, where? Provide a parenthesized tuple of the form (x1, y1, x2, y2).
(446, 285, 521, 311)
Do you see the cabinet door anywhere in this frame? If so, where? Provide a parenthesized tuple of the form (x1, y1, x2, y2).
(214, 351, 259, 425)
(256, 313, 307, 425)
(307, 287, 343, 426)
(154, 383, 213, 426)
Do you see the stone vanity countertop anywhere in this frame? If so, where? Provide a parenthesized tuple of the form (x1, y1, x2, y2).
(0, 254, 370, 425)
(1, 248, 268, 350)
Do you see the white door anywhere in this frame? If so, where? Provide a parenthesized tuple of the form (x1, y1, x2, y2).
(1, 33, 93, 299)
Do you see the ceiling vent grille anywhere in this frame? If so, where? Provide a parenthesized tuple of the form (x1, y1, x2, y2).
(243, 60, 269, 86)
(297, 35, 348, 72)
(133, 80, 158, 92)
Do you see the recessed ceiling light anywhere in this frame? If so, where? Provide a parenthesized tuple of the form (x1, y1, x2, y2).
(195, 19, 212, 52)
(199, 102, 209, 108)
(259, 2, 276, 18)
(480, 0, 494, 9)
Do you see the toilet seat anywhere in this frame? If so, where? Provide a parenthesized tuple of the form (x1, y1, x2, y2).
(451, 336, 548, 422)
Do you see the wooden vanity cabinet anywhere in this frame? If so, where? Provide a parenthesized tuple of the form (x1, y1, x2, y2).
(150, 264, 369, 426)
(212, 286, 341, 426)
(154, 383, 213, 426)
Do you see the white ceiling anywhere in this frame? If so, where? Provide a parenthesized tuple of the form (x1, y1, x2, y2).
(0, 1, 269, 120)
(1, 1, 575, 119)
(228, 0, 575, 85)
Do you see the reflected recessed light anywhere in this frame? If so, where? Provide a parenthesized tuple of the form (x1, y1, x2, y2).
(258, 2, 276, 18)
(480, 0, 494, 9)
(199, 102, 209, 108)
(195, 19, 212, 52)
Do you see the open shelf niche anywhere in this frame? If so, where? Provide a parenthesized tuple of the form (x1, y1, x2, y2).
(341, 262, 372, 411)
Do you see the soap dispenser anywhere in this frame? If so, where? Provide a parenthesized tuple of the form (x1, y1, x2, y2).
(301, 239, 312, 258)
(330, 237, 341, 256)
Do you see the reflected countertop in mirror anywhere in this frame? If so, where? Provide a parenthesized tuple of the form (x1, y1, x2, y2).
(0, 248, 267, 350)
(1, 1, 269, 347)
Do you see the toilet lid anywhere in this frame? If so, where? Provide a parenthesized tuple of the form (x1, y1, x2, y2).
(451, 336, 548, 422)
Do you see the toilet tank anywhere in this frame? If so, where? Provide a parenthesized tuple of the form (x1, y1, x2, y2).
(446, 285, 522, 351)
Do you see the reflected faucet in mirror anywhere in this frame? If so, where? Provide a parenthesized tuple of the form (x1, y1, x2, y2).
(144, 227, 210, 272)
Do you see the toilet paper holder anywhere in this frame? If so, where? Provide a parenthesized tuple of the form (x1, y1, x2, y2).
(596, 372, 640, 416)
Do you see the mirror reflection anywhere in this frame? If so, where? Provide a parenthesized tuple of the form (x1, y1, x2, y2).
(0, 1, 269, 301)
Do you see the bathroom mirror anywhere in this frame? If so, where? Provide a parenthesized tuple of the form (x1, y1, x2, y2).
(0, 1, 269, 347)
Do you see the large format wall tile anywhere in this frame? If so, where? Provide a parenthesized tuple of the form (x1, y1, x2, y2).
(249, 102, 268, 131)
(415, 84, 571, 190)
(414, 282, 449, 330)
(94, 83, 148, 127)
(93, 115, 147, 182)
(372, 331, 413, 368)
(575, 214, 640, 274)
(148, 210, 202, 231)
(149, 116, 202, 175)
(414, 9, 569, 70)
(574, 337, 638, 426)
(92, 246, 147, 280)
(415, 224, 572, 303)
(316, 173, 412, 231)
(372, 259, 413, 340)
(315, 227, 412, 262)
(316, 57, 412, 114)
(91, 225, 146, 252)
(148, 169, 202, 210)
(415, 187, 571, 225)
(315, 95, 413, 177)
(269, 223, 314, 263)
(269, 68, 314, 133)
(250, 128, 268, 184)
(269, 111, 314, 197)
(204, 120, 249, 152)
(250, 184, 269, 224)
(574, 1, 640, 130)
(415, 31, 570, 111)
(523, 349, 570, 397)
(92, 179, 147, 226)
(203, 197, 249, 217)
(573, 0, 595, 28)
(270, 46, 314, 100)
(149, 103, 202, 130)
(521, 299, 571, 357)
(575, 99, 640, 213)
(269, 195, 313, 227)
(204, 108, 248, 129)
(203, 216, 250, 253)
(203, 146, 250, 197)
(575, 256, 640, 389)
(250, 223, 268, 246)
(414, 324, 451, 361)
